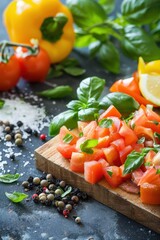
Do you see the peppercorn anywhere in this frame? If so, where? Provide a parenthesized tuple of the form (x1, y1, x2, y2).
(14, 133, 22, 139)
(27, 176, 33, 183)
(57, 201, 65, 209)
(47, 194, 55, 201)
(22, 181, 29, 188)
(71, 195, 79, 203)
(10, 153, 15, 161)
(33, 130, 39, 137)
(3, 120, 10, 126)
(40, 134, 46, 141)
(59, 180, 66, 188)
(40, 179, 49, 187)
(17, 121, 23, 127)
(39, 195, 47, 203)
(48, 183, 56, 191)
(4, 126, 11, 133)
(24, 127, 32, 134)
(33, 177, 40, 185)
(55, 188, 62, 196)
(15, 138, 23, 146)
(65, 204, 72, 211)
(5, 134, 12, 141)
(46, 174, 52, 181)
(63, 209, 70, 218)
(75, 216, 81, 224)
(45, 199, 52, 206)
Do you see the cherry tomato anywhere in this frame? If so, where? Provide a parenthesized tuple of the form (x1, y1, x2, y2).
(0, 55, 21, 91)
(15, 47, 51, 82)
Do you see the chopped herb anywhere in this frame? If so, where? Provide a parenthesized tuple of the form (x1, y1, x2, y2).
(99, 118, 113, 128)
(80, 139, 98, 154)
(63, 133, 73, 143)
(61, 186, 72, 197)
(107, 170, 113, 177)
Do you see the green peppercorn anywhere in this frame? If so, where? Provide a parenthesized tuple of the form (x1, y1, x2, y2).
(75, 216, 81, 224)
(40, 179, 49, 187)
(39, 195, 46, 203)
(48, 184, 56, 190)
(33, 177, 40, 185)
(15, 138, 23, 146)
(39, 193, 46, 198)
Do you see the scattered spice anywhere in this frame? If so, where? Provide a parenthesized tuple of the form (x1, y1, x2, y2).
(22, 172, 88, 222)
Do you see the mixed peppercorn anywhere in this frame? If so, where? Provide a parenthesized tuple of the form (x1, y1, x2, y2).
(22, 172, 88, 223)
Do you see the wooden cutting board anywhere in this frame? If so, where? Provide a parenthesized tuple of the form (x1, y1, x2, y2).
(34, 134, 160, 234)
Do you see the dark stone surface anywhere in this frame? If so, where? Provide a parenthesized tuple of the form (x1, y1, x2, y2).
(0, 1, 160, 240)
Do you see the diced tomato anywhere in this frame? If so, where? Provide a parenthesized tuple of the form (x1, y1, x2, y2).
(119, 180, 140, 194)
(133, 125, 154, 140)
(138, 167, 160, 186)
(145, 107, 160, 122)
(110, 77, 141, 94)
(110, 138, 125, 152)
(144, 120, 160, 134)
(103, 145, 121, 166)
(75, 136, 88, 151)
(59, 126, 79, 145)
(84, 161, 104, 184)
(130, 108, 148, 127)
(103, 166, 123, 188)
(131, 168, 144, 185)
(152, 151, 160, 166)
(77, 121, 88, 132)
(98, 158, 109, 168)
(119, 122, 138, 146)
(98, 105, 122, 121)
(97, 136, 110, 148)
(108, 132, 122, 144)
(119, 145, 133, 164)
(108, 117, 122, 134)
(131, 143, 144, 152)
(144, 140, 154, 148)
(57, 143, 77, 159)
(140, 183, 160, 204)
(95, 125, 110, 138)
(70, 148, 105, 173)
(143, 150, 156, 170)
(83, 120, 97, 139)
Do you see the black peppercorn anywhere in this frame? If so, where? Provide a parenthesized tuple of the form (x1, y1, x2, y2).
(17, 121, 23, 127)
(27, 176, 34, 183)
(24, 127, 32, 134)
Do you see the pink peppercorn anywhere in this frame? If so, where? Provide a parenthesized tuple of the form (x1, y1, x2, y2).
(40, 134, 46, 141)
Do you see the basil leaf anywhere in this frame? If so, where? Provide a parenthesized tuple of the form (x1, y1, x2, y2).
(61, 58, 79, 67)
(122, 25, 160, 61)
(99, 118, 113, 128)
(87, 98, 100, 109)
(5, 191, 28, 203)
(100, 92, 139, 115)
(77, 76, 105, 103)
(154, 132, 160, 140)
(67, 0, 106, 29)
(63, 66, 86, 76)
(97, 41, 120, 74)
(63, 134, 73, 144)
(123, 151, 144, 175)
(98, 0, 115, 14)
(0, 173, 21, 183)
(80, 139, 98, 154)
(121, 0, 160, 25)
(78, 108, 99, 121)
(0, 99, 5, 109)
(49, 110, 78, 136)
(107, 170, 113, 177)
(47, 66, 63, 79)
(75, 32, 96, 48)
(37, 86, 73, 99)
(67, 100, 86, 111)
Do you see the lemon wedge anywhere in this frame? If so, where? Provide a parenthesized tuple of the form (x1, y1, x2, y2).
(139, 74, 160, 106)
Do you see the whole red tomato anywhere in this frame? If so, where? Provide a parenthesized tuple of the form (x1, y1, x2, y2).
(0, 55, 21, 91)
(15, 47, 51, 82)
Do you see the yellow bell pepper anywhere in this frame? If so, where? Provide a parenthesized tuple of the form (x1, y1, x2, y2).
(3, 0, 75, 64)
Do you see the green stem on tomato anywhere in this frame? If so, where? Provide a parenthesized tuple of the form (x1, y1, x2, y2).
(0, 40, 39, 63)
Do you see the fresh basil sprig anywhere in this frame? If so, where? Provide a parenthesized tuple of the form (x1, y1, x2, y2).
(0, 173, 21, 183)
(5, 191, 28, 203)
(66, 0, 160, 73)
(49, 76, 139, 136)
(123, 146, 160, 175)
(37, 85, 74, 99)
(80, 139, 98, 154)
(0, 99, 5, 109)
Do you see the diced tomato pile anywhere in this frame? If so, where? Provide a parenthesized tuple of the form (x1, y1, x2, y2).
(57, 104, 160, 205)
